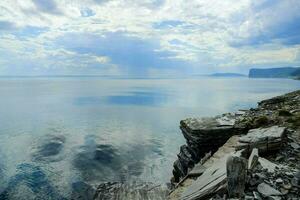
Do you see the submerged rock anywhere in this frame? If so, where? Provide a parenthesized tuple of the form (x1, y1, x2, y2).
(94, 182, 168, 200)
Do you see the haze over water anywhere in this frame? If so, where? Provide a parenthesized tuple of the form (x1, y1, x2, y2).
(0, 77, 299, 199)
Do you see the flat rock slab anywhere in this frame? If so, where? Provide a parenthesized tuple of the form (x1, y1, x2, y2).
(236, 126, 286, 153)
(258, 157, 280, 173)
(257, 183, 281, 197)
(188, 164, 206, 177)
(239, 126, 286, 143)
(180, 114, 237, 134)
(181, 155, 228, 200)
(181, 151, 243, 200)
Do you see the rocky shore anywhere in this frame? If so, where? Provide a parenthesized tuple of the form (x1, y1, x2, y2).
(169, 90, 300, 200)
(92, 90, 300, 200)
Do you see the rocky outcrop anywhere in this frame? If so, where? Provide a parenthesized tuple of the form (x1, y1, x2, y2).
(177, 126, 287, 200)
(170, 90, 300, 199)
(172, 113, 248, 183)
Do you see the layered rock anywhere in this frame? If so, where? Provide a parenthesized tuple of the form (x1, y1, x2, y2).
(170, 90, 300, 200)
(172, 113, 248, 183)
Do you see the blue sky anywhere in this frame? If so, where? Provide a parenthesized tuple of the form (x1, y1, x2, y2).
(0, 0, 300, 76)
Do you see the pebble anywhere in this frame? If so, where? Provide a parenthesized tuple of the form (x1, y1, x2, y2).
(275, 178, 283, 184)
(245, 195, 254, 200)
(290, 142, 300, 149)
(257, 183, 282, 197)
(275, 156, 284, 161)
(253, 191, 262, 200)
(282, 182, 292, 190)
(279, 188, 289, 195)
(285, 172, 293, 177)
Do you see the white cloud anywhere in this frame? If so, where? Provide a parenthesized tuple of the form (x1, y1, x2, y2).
(0, 0, 299, 75)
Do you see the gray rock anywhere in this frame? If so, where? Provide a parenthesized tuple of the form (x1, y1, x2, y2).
(282, 181, 292, 190)
(253, 191, 262, 200)
(275, 178, 283, 184)
(257, 183, 282, 197)
(258, 157, 279, 173)
(236, 126, 286, 154)
(173, 115, 247, 182)
(248, 148, 259, 170)
(268, 196, 282, 200)
(290, 142, 300, 149)
(227, 156, 247, 198)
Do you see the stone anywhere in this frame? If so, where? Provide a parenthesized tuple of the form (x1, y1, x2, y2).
(181, 154, 230, 200)
(275, 178, 283, 184)
(279, 188, 289, 195)
(275, 156, 284, 161)
(239, 126, 285, 143)
(290, 142, 300, 149)
(257, 183, 282, 197)
(188, 164, 206, 177)
(245, 195, 254, 200)
(249, 178, 260, 186)
(236, 126, 286, 154)
(174, 115, 247, 182)
(248, 148, 259, 170)
(254, 173, 266, 180)
(258, 157, 279, 173)
(268, 196, 282, 200)
(226, 155, 247, 198)
(282, 181, 292, 190)
(253, 191, 262, 200)
(291, 171, 300, 186)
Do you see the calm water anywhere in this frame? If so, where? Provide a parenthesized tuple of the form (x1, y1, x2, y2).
(0, 77, 299, 199)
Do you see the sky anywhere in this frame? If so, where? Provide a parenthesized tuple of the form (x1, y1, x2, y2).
(0, 0, 300, 77)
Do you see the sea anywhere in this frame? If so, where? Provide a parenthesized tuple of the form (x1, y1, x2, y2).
(0, 77, 299, 199)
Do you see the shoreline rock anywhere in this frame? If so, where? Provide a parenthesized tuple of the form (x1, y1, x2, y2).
(91, 90, 300, 200)
(170, 90, 300, 199)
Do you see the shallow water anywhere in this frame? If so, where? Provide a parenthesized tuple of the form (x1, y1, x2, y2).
(0, 77, 299, 199)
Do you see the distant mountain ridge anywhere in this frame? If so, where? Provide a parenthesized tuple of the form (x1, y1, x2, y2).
(209, 73, 246, 77)
(249, 67, 300, 78)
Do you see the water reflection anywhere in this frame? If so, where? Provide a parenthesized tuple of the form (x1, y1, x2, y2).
(73, 135, 122, 181)
(0, 78, 299, 199)
(0, 163, 64, 200)
(106, 91, 167, 106)
(72, 134, 163, 182)
(32, 135, 66, 162)
(74, 90, 168, 106)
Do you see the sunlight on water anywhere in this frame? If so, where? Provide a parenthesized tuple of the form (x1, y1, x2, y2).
(0, 77, 299, 199)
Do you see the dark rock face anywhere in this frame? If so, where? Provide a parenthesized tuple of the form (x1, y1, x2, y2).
(94, 182, 168, 200)
(172, 114, 248, 183)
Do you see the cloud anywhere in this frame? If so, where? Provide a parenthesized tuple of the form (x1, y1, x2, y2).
(0, 20, 17, 31)
(55, 31, 188, 75)
(0, 0, 299, 76)
(153, 20, 184, 29)
(230, 0, 300, 47)
(32, 0, 62, 15)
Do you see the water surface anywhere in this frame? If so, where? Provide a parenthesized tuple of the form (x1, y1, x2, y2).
(0, 77, 299, 199)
